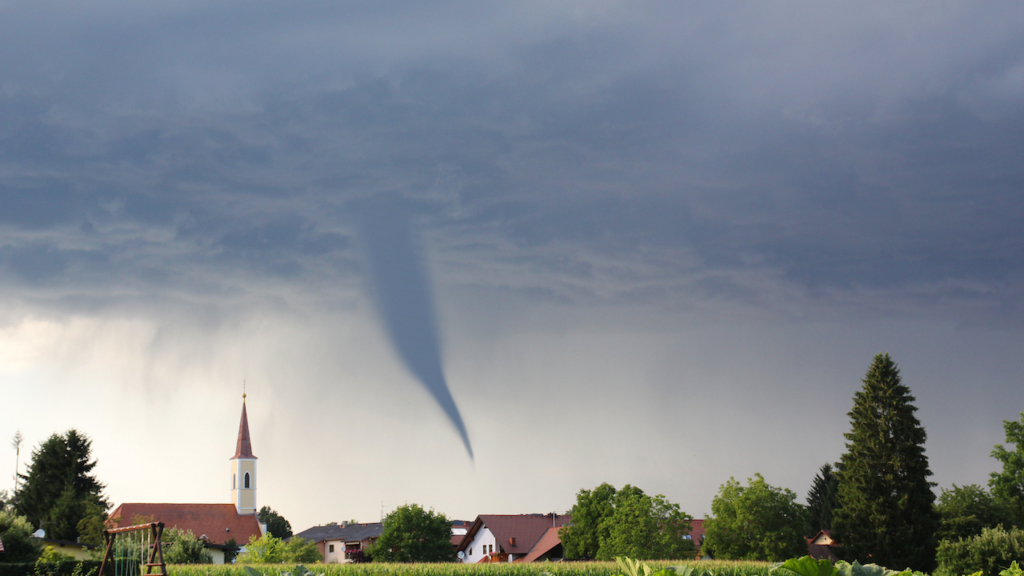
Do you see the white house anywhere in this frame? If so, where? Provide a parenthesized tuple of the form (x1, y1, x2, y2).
(457, 514, 572, 563)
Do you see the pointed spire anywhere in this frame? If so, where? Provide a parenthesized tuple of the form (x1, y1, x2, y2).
(232, 395, 257, 460)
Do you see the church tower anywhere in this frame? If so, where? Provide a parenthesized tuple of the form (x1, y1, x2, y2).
(231, 394, 258, 515)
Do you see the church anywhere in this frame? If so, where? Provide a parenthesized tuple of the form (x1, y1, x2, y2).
(108, 396, 267, 563)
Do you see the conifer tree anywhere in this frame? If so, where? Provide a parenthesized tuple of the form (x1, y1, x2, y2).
(807, 463, 839, 535)
(833, 354, 938, 571)
(16, 430, 108, 540)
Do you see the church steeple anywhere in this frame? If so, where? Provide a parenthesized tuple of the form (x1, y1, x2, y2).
(231, 392, 258, 515)
(233, 398, 256, 459)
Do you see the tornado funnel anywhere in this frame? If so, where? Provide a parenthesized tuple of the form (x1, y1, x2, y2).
(359, 194, 473, 459)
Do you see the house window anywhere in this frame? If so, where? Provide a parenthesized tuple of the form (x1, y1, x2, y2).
(329, 545, 334, 553)
(244, 472, 251, 489)
(232, 474, 236, 490)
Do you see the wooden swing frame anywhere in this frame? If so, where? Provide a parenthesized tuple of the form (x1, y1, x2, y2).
(98, 522, 167, 576)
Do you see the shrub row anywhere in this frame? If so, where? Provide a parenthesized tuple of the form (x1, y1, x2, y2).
(169, 560, 772, 576)
(0, 561, 101, 576)
(935, 526, 1024, 576)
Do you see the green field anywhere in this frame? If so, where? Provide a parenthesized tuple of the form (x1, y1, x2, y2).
(169, 560, 773, 576)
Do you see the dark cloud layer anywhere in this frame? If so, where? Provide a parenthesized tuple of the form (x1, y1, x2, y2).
(1, 1, 1023, 323)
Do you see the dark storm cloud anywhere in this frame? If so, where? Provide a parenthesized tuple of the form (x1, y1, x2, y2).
(0, 1, 1023, 322)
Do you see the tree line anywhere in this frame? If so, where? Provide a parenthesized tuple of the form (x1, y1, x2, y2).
(4, 353, 1021, 569)
(700, 353, 1024, 574)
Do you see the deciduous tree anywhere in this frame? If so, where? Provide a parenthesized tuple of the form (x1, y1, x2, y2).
(237, 534, 284, 563)
(989, 410, 1024, 527)
(562, 483, 694, 560)
(833, 353, 938, 571)
(936, 484, 1014, 542)
(702, 473, 808, 561)
(367, 504, 453, 563)
(560, 483, 618, 559)
(597, 490, 694, 560)
(257, 506, 293, 539)
(282, 537, 322, 563)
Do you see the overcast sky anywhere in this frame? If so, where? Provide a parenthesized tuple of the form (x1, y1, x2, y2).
(2, 1, 1024, 533)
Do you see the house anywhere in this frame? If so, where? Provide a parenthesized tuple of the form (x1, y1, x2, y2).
(456, 514, 572, 563)
(32, 538, 99, 561)
(291, 522, 383, 563)
(450, 519, 472, 552)
(107, 396, 267, 564)
(806, 530, 839, 562)
(687, 519, 706, 558)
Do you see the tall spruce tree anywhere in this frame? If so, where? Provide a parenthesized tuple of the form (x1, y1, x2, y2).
(833, 354, 937, 571)
(16, 430, 108, 540)
(807, 463, 839, 535)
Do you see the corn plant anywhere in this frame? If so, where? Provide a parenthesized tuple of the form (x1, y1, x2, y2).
(168, 559, 774, 576)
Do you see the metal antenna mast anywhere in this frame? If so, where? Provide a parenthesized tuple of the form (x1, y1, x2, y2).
(11, 430, 22, 496)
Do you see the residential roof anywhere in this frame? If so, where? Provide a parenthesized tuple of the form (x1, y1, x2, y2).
(457, 514, 573, 558)
(232, 400, 256, 459)
(292, 523, 383, 544)
(108, 503, 263, 546)
(806, 530, 839, 561)
(450, 520, 472, 547)
(519, 527, 563, 563)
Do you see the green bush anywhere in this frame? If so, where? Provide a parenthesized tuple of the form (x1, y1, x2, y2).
(0, 510, 42, 563)
(935, 526, 1024, 576)
(161, 528, 212, 564)
(0, 563, 35, 576)
(236, 535, 322, 564)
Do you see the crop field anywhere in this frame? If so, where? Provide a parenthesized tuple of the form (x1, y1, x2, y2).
(169, 560, 774, 576)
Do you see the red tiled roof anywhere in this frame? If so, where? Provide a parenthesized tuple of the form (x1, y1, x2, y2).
(457, 514, 572, 559)
(233, 401, 256, 459)
(109, 503, 263, 546)
(519, 527, 563, 563)
(806, 530, 839, 561)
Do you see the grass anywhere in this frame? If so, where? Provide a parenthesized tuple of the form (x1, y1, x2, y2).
(168, 560, 774, 576)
